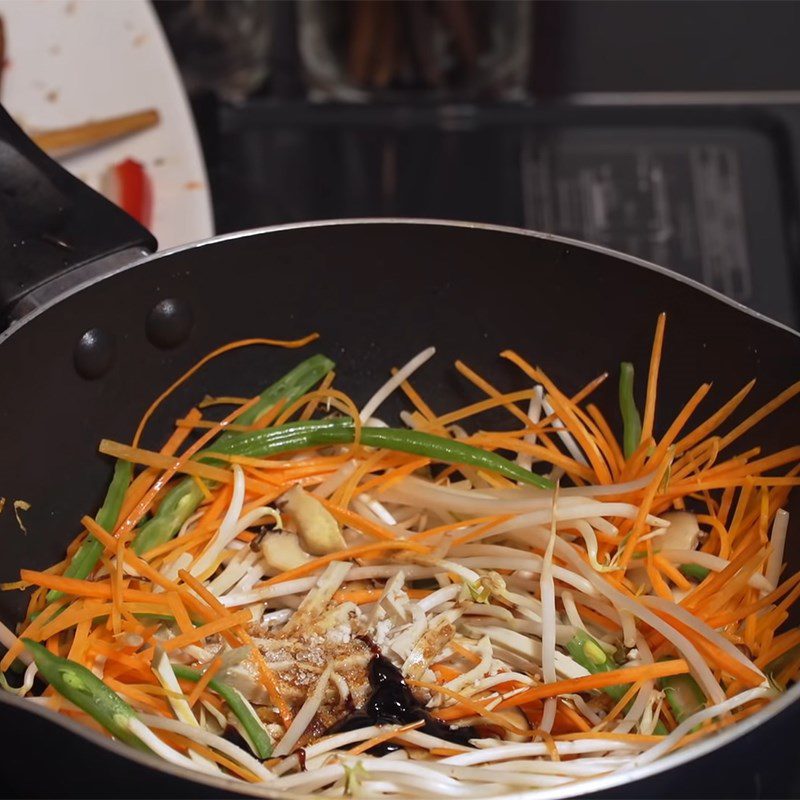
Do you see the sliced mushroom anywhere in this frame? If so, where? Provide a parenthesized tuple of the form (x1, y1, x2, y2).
(660, 511, 701, 551)
(261, 531, 313, 574)
(283, 486, 347, 555)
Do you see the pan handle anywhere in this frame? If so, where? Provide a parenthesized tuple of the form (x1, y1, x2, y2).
(0, 103, 157, 323)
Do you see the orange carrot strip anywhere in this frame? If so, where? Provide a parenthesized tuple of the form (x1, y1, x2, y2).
(407, 679, 530, 736)
(435, 389, 541, 427)
(618, 450, 673, 570)
(117, 395, 261, 539)
(19, 571, 173, 607)
(599, 681, 643, 727)
(316, 499, 398, 541)
(498, 660, 689, 709)
(159, 610, 252, 652)
(259, 540, 429, 588)
(431, 664, 463, 682)
(585, 404, 625, 473)
(653, 554, 692, 591)
(362, 457, 432, 497)
(641, 312, 667, 443)
(396, 373, 440, 425)
(132, 334, 318, 447)
(718, 379, 800, 452)
(674, 380, 755, 455)
(554, 731, 666, 744)
(465, 433, 596, 482)
(450, 640, 483, 665)
(697, 514, 732, 560)
(409, 514, 512, 543)
(80, 518, 240, 646)
(38, 602, 112, 641)
(99, 441, 234, 484)
(116, 408, 203, 524)
(654, 613, 763, 686)
(166, 591, 195, 637)
(499, 352, 612, 483)
(682, 537, 763, 610)
(451, 515, 516, 546)
(176, 569, 292, 727)
(187, 656, 223, 708)
(648, 383, 711, 467)
(645, 540, 673, 601)
(557, 700, 592, 733)
(348, 720, 426, 756)
(333, 588, 431, 604)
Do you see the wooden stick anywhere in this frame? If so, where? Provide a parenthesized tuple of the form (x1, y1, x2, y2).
(31, 108, 160, 157)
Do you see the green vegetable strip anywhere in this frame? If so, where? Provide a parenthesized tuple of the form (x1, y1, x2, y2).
(171, 664, 272, 758)
(567, 631, 668, 733)
(619, 362, 642, 460)
(132, 355, 335, 556)
(203, 418, 553, 489)
(217, 353, 335, 439)
(47, 459, 133, 603)
(23, 639, 145, 750)
(678, 563, 711, 582)
(659, 672, 706, 724)
(566, 630, 628, 701)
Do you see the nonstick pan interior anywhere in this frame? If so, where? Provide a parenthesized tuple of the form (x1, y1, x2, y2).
(0, 220, 797, 798)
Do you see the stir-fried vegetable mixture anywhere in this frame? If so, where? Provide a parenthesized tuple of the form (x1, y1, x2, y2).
(2, 317, 799, 796)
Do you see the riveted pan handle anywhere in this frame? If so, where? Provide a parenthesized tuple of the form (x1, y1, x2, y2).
(0, 103, 157, 323)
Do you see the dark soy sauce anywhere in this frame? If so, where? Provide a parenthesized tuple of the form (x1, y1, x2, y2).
(327, 639, 478, 755)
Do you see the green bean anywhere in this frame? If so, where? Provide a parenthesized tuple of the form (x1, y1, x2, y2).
(217, 353, 335, 439)
(659, 672, 706, 724)
(678, 563, 711, 582)
(132, 355, 335, 555)
(619, 362, 642, 460)
(132, 480, 204, 556)
(566, 630, 628, 701)
(203, 419, 554, 489)
(567, 631, 668, 733)
(171, 664, 272, 758)
(47, 459, 133, 603)
(23, 639, 145, 750)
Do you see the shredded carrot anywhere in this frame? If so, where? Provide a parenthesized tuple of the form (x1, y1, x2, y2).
(409, 514, 512, 543)
(349, 720, 426, 755)
(718, 379, 800, 452)
(618, 450, 673, 570)
(259, 540, 429, 588)
(499, 352, 612, 484)
(408, 679, 530, 736)
(498, 660, 689, 708)
(333, 588, 431, 604)
(159, 610, 252, 652)
(317, 499, 398, 542)
(175, 568, 292, 727)
(187, 655, 223, 707)
(641, 312, 667, 443)
(132, 335, 318, 447)
(117, 395, 261, 540)
(449, 640, 483, 665)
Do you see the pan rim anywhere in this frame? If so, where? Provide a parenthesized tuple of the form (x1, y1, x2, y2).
(2, 217, 798, 344)
(1, 217, 798, 796)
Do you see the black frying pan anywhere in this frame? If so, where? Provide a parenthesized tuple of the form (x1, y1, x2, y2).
(0, 105, 798, 798)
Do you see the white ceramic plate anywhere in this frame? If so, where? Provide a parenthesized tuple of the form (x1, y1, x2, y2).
(0, 0, 214, 249)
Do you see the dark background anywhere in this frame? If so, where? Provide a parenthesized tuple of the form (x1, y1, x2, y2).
(156, 0, 800, 329)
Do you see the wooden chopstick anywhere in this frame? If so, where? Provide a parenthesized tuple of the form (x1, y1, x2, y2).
(31, 108, 160, 157)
